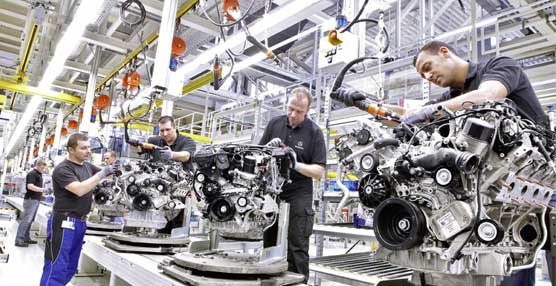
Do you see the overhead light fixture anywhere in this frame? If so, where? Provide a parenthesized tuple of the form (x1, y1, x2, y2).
(435, 17, 497, 40)
(39, 0, 106, 89)
(3, 0, 106, 157)
(176, 0, 321, 78)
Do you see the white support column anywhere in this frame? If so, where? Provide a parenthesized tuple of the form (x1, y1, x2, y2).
(54, 105, 65, 152)
(38, 127, 47, 157)
(21, 145, 29, 170)
(0, 158, 7, 196)
(16, 150, 23, 172)
(151, 0, 178, 89)
(80, 45, 102, 133)
(161, 100, 174, 116)
(29, 138, 36, 164)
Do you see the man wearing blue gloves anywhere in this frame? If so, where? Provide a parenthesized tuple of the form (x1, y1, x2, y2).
(40, 133, 118, 286)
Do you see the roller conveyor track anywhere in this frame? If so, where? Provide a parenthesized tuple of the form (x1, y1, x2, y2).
(310, 252, 412, 286)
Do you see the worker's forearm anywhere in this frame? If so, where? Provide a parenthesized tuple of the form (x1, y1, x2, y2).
(130, 145, 142, 153)
(295, 163, 325, 179)
(383, 104, 406, 115)
(438, 89, 504, 112)
(72, 173, 103, 197)
(172, 151, 191, 163)
(27, 184, 43, 192)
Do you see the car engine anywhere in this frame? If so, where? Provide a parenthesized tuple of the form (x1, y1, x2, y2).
(94, 159, 193, 229)
(336, 100, 556, 277)
(193, 144, 291, 240)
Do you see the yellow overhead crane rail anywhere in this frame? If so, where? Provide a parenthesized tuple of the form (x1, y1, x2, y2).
(11, 21, 41, 109)
(14, 21, 40, 84)
(0, 79, 81, 105)
(0, 94, 6, 111)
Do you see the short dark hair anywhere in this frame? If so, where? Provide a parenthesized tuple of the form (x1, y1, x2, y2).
(35, 159, 47, 167)
(158, 115, 175, 128)
(67, 133, 89, 151)
(413, 40, 458, 66)
(105, 150, 117, 159)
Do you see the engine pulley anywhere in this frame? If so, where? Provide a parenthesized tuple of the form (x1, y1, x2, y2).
(358, 173, 389, 208)
(209, 198, 236, 221)
(373, 198, 427, 250)
(476, 219, 504, 245)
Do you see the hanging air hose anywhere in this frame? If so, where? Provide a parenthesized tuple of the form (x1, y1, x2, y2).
(120, 0, 146, 27)
(330, 57, 401, 121)
(339, 0, 370, 33)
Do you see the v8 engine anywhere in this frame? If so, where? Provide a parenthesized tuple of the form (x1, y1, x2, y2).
(337, 100, 556, 277)
(193, 144, 291, 240)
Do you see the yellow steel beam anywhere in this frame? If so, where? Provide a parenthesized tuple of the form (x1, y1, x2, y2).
(0, 94, 6, 109)
(182, 71, 214, 95)
(95, 0, 200, 92)
(15, 22, 40, 83)
(0, 79, 81, 105)
(114, 121, 210, 143)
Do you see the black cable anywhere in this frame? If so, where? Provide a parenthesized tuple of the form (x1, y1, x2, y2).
(120, 0, 146, 27)
(339, 0, 370, 33)
(344, 18, 390, 54)
(200, 0, 256, 28)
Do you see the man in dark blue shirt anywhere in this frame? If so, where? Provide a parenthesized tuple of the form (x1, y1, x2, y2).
(15, 159, 47, 247)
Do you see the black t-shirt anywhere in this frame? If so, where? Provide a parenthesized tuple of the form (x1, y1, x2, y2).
(259, 115, 327, 203)
(52, 159, 101, 217)
(24, 169, 43, 200)
(142, 132, 197, 170)
(433, 57, 546, 126)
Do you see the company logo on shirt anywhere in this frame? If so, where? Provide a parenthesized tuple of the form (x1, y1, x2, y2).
(295, 141, 304, 150)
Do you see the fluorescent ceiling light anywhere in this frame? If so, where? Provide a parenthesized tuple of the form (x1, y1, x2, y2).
(4, 0, 105, 157)
(176, 0, 321, 78)
(40, 0, 105, 89)
(435, 17, 497, 40)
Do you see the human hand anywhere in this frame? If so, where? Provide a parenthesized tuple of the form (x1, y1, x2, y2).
(266, 138, 284, 147)
(286, 147, 298, 171)
(99, 164, 116, 179)
(159, 146, 174, 161)
(331, 88, 367, 107)
(401, 105, 437, 124)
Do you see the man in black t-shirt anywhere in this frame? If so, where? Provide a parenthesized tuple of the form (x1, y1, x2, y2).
(259, 87, 326, 282)
(334, 41, 545, 286)
(15, 159, 47, 247)
(40, 133, 117, 286)
(129, 115, 196, 233)
(129, 115, 196, 171)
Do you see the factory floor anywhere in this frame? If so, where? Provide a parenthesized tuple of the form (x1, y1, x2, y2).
(0, 215, 553, 286)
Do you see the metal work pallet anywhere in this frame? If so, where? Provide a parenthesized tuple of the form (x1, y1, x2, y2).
(310, 252, 412, 286)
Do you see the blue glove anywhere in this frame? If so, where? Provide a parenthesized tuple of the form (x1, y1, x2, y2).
(159, 146, 174, 161)
(266, 138, 283, 147)
(99, 164, 116, 179)
(401, 105, 437, 124)
(332, 88, 367, 107)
